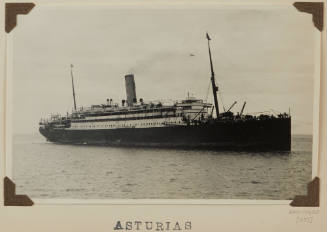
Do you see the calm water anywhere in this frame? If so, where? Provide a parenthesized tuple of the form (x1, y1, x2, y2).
(12, 134, 312, 200)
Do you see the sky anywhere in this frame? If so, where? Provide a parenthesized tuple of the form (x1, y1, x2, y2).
(11, 4, 317, 134)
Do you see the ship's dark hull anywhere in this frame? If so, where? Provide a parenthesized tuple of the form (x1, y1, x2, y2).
(39, 117, 291, 151)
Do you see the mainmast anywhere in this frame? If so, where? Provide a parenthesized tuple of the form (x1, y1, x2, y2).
(70, 64, 77, 111)
(206, 32, 219, 118)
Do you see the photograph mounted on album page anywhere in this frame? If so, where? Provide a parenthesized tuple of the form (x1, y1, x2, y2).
(0, 0, 326, 231)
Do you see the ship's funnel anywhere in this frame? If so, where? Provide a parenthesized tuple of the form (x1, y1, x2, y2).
(125, 74, 137, 106)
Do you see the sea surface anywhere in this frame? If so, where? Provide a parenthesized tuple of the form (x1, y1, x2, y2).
(12, 134, 312, 200)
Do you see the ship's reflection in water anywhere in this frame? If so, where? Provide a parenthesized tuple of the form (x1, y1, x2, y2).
(13, 134, 311, 200)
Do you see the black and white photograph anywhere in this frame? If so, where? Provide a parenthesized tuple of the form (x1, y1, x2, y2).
(5, 2, 320, 201)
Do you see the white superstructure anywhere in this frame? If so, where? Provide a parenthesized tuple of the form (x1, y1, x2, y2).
(66, 97, 212, 130)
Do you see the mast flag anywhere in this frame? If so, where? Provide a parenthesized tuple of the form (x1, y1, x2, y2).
(206, 32, 219, 118)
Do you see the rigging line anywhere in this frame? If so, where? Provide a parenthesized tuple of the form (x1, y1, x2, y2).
(247, 111, 272, 115)
(218, 91, 226, 112)
(215, 72, 225, 111)
(191, 106, 205, 121)
(270, 109, 282, 114)
(205, 79, 211, 102)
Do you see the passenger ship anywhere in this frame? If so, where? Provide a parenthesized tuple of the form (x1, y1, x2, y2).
(39, 34, 291, 150)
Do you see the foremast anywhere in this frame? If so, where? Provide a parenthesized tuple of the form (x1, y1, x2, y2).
(206, 32, 219, 118)
(70, 64, 77, 111)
